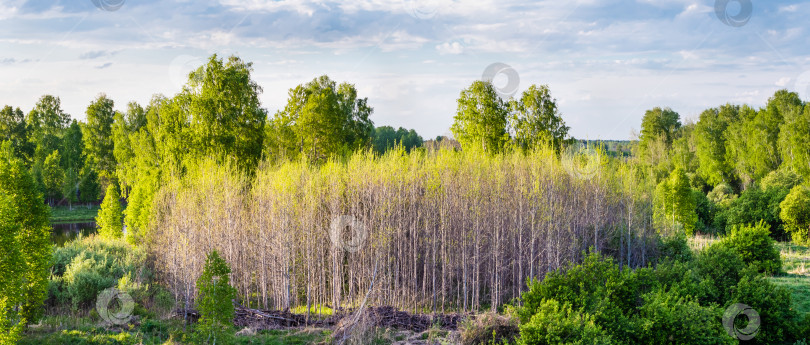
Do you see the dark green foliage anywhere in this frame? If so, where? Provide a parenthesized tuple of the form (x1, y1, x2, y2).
(693, 189, 715, 234)
(371, 126, 423, 154)
(694, 243, 745, 305)
(658, 233, 693, 263)
(78, 166, 101, 202)
(723, 221, 782, 274)
(716, 183, 790, 238)
(194, 250, 237, 344)
(730, 271, 797, 345)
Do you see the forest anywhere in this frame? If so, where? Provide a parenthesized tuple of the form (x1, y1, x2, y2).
(1, 54, 809, 344)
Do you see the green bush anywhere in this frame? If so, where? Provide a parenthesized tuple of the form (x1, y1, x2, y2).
(723, 221, 782, 274)
(695, 242, 745, 305)
(635, 289, 734, 344)
(729, 270, 798, 345)
(780, 185, 810, 245)
(48, 236, 148, 311)
(193, 250, 237, 345)
(517, 299, 613, 345)
(718, 182, 792, 239)
(658, 233, 693, 263)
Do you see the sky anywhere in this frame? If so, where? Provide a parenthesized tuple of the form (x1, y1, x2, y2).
(1, 0, 809, 140)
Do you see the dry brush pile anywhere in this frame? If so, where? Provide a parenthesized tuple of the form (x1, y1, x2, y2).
(149, 147, 658, 316)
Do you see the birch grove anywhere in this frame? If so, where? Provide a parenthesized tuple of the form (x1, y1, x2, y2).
(150, 146, 657, 314)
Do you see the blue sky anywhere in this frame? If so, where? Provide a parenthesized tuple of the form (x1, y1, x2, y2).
(1, 0, 809, 140)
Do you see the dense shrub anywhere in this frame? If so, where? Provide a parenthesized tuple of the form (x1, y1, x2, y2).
(780, 185, 810, 245)
(635, 289, 734, 344)
(722, 221, 782, 274)
(730, 270, 798, 345)
(718, 178, 795, 239)
(658, 233, 693, 263)
(48, 236, 148, 311)
(694, 243, 745, 305)
(517, 299, 613, 345)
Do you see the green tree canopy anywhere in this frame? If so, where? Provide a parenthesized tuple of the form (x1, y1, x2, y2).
(451, 80, 509, 153)
(182, 55, 267, 172)
(268, 75, 373, 162)
(654, 167, 698, 236)
(780, 184, 810, 244)
(0, 105, 31, 162)
(510, 84, 570, 151)
(83, 94, 117, 187)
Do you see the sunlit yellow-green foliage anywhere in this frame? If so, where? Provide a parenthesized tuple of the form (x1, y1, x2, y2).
(150, 145, 656, 313)
(97, 184, 123, 239)
(0, 142, 51, 326)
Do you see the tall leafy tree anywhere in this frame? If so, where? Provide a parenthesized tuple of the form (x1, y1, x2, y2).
(510, 84, 570, 151)
(112, 102, 145, 192)
(60, 120, 83, 204)
(654, 167, 697, 236)
(778, 100, 810, 179)
(83, 94, 117, 188)
(26, 95, 70, 157)
(451, 80, 509, 153)
(695, 104, 738, 187)
(183, 55, 267, 172)
(0, 105, 31, 162)
(41, 150, 63, 204)
(0, 142, 51, 324)
(269, 75, 373, 162)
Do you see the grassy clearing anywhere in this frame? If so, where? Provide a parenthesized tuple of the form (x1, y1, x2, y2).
(290, 304, 334, 317)
(771, 242, 810, 316)
(50, 205, 100, 223)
